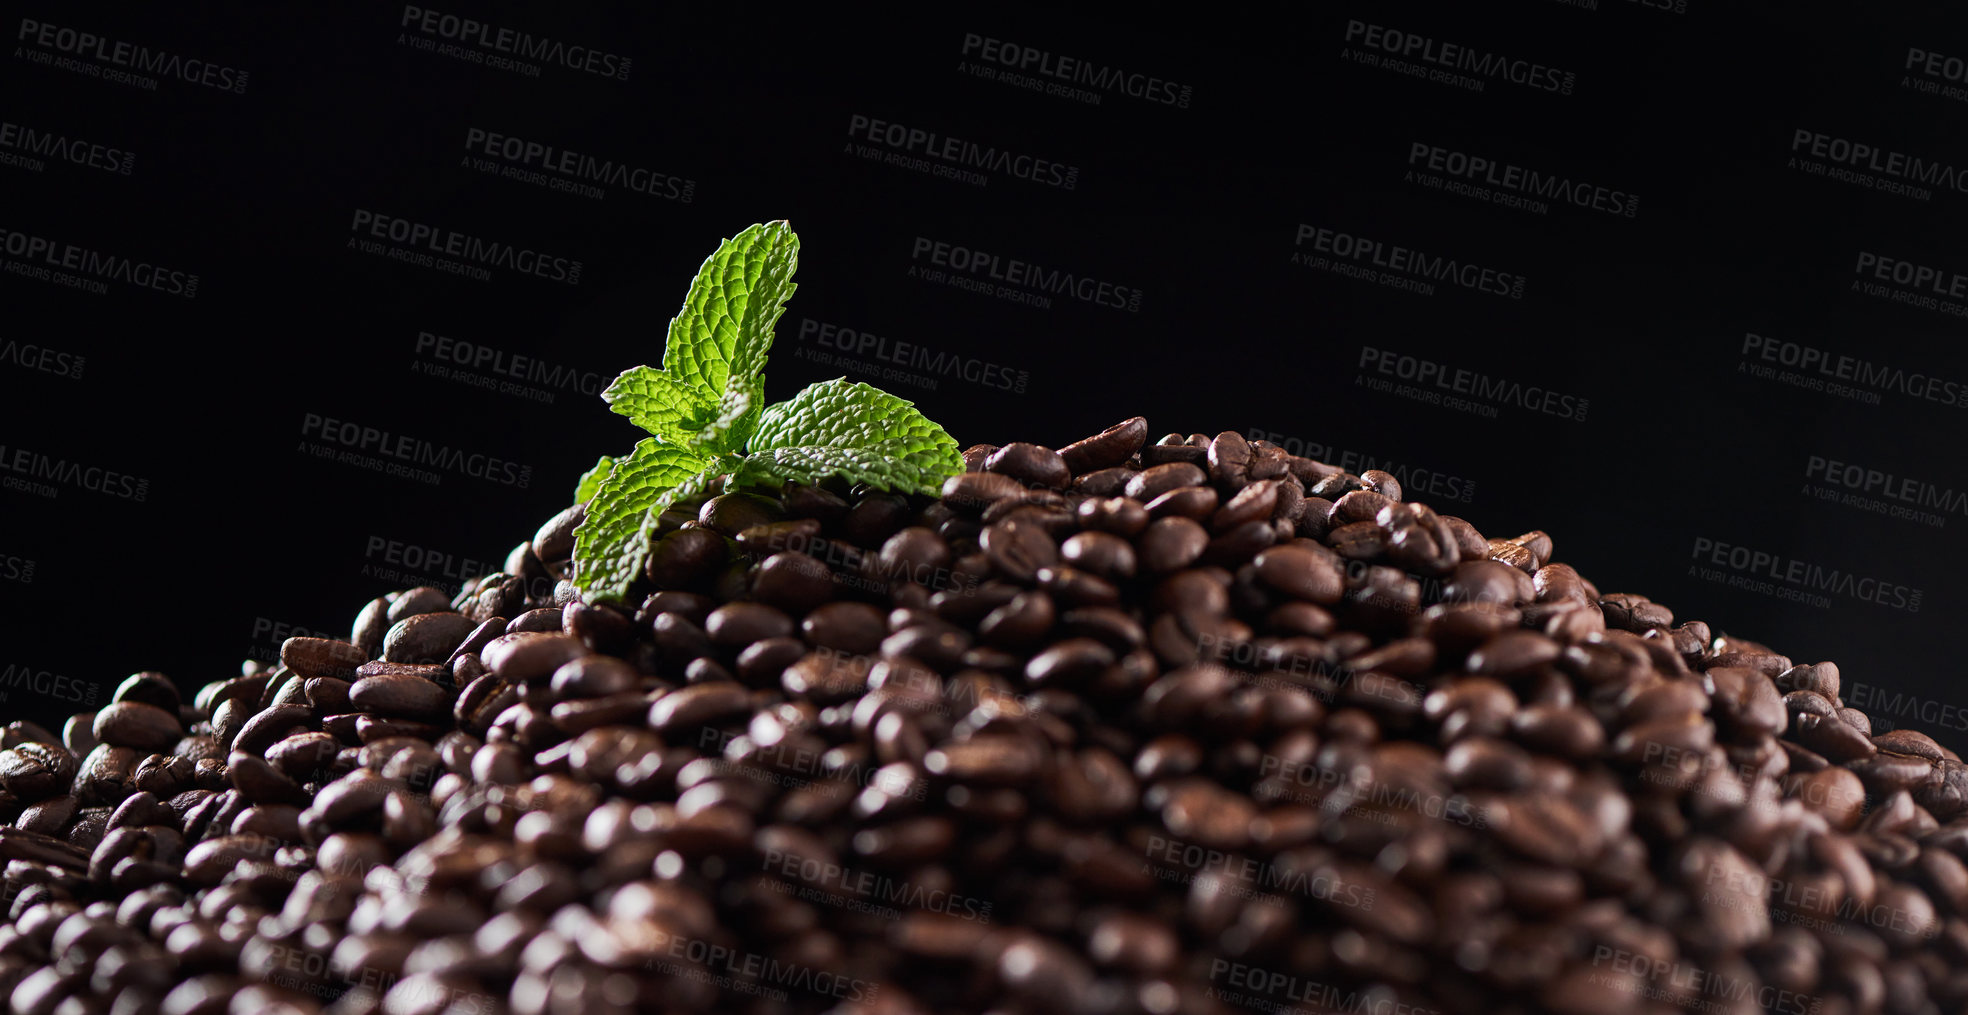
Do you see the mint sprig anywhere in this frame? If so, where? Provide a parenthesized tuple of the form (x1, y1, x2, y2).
(570, 222, 964, 602)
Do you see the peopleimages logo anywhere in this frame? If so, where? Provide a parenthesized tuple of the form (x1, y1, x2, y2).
(1790, 129, 1968, 200)
(1737, 332, 1968, 408)
(0, 340, 84, 380)
(795, 318, 1029, 394)
(956, 33, 1192, 108)
(347, 210, 582, 285)
(0, 444, 149, 502)
(299, 412, 532, 488)
(1342, 20, 1576, 95)
(1355, 347, 1588, 422)
(1852, 251, 1968, 320)
(412, 330, 605, 404)
(398, 7, 630, 80)
(462, 128, 693, 202)
(15, 18, 249, 93)
(846, 114, 1079, 190)
(1903, 47, 1968, 103)
(0, 227, 198, 298)
(1245, 428, 1477, 504)
(1690, 536, 1921, 613)
(0, 121, 133, 175)
(1294, 224, 1527, 300)
(1804, 455, 1966, 528)
(1407, 141, 1638, 217)
(908, 237, 1143, 312)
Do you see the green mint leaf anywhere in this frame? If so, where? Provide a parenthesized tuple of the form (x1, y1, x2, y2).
(662, 220, 799, 402)
(572, 438, 712, 601)
(684, 374, 765, 455)
(573, 456, 616, 504)
(745, 377, 962, 494)
(602, 365, 720, 444)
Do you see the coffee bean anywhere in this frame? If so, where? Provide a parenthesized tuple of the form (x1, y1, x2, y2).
(985, 442, 1070, 489)
(1251, 544, 1345, 605)
(0, 745, 77, 802)
(1137, 517, 1208, 573)
(981, 518, 1058, 583)
(111, 673, 180, 714)
(91, 703, 181, 755)
(548, 655, 638, 700)
(480, 633, 586, 684)
(1072, 467, 1136, 497)
(349, 674, 451, 721)
(5, 420, 1960, 1014)
(750, 551, 835, 614)
(648, 682, 752, 733)
(1143, 485, 1218, 521)
(279, 637, 368, 680)
(705, 603, 793, 647)
(799, 602, 886, 655)
(1126, 462, 1207, 502)
(1058, 417, 1147, 474)
(383, 612, 477, 664)
(386, 586, 453, 625)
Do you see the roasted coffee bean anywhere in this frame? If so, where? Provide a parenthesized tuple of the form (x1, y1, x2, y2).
(644, 526, 728, 588)
(348, 601, 395, 664)
(111, 673, 180, 714)
(1126, 462, 1207, 502)
(481, 633, 586, 684)
(3, 418, 1958, 1015)
(799, 602, 887, 655)
(1058, 417, 1147, 474)
(705, 602, 794, 647)
(279, 637, 368, 680)
(91, 703, 182, 754)
(1251, 544, 1345, 604)
(0, 745, 77, 802)
(981, 518, 1059, 583)
(349, 674, 451, 720)
(1137, 517, 1208, 573)
(985, 442, 1071, 489)
(383, 612, 478, 664)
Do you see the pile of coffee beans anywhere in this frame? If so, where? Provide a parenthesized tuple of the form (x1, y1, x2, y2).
(3, 417, 1965, 1014)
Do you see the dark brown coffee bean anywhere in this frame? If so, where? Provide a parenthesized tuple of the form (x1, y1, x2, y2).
(112, 672, 180, 714)
(1795, 711, 1878, 764)
(280, 637, 368, 679)
(798, 602, 886, 655)
(648, 682, 752, 733)
(1252, 544, 1345, 605)
(1137, 517, 1208, 573)
(480, 633, 586, 684)
(1072, 467, 1136, 498)
(1059, 417, 1147, 474)
(1327, 521, 1386, 559)
(1126, 462, 1206, 502)
(985, 442, 1071, 488)
(350, 598, 391, 658)
(506, 607, 563, 634)
(981, 518, 1059, 583)
(705, 602, 794, 647)
(643, 524, 729, 588)
(1468, 631, 1562, 676)
(91, 703, 181, 754)
(349, 674, 451, 720)
(1143, 485, 1219, 521)
(0, 744, 78, 802)
(941, 471, 1029, 513)
(383, 612, 477, 664)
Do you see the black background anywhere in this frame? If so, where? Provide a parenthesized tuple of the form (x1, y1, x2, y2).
(5, 3, 1967, 747)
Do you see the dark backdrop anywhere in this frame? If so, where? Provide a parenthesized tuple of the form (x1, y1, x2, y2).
(5, 3, 1967, 748)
